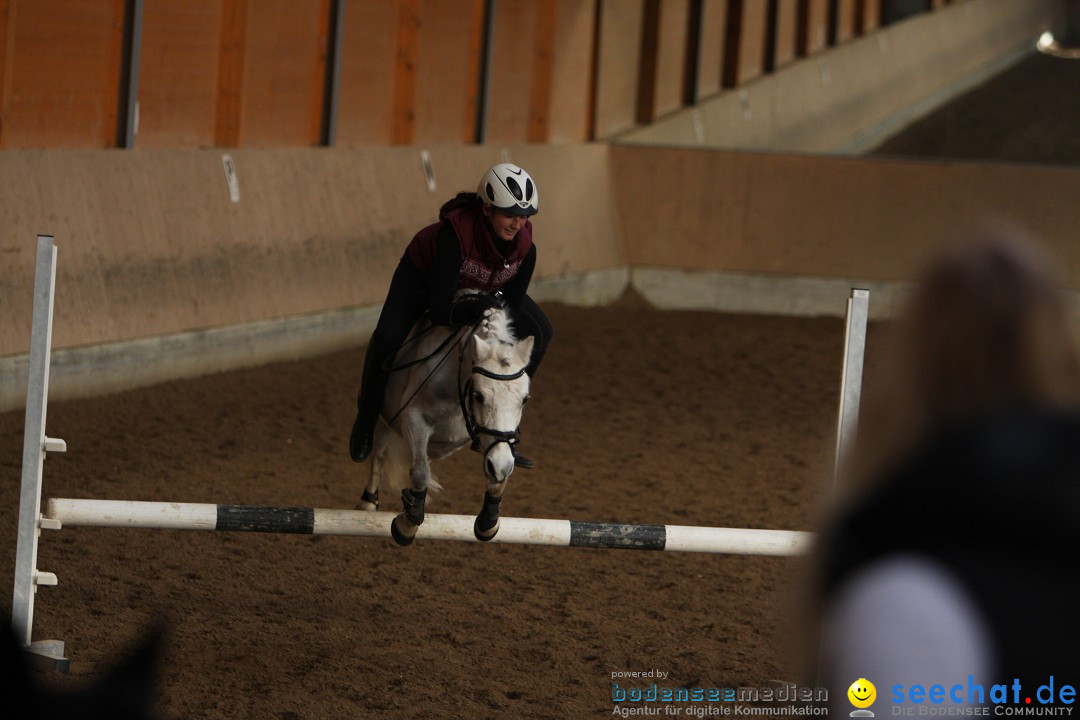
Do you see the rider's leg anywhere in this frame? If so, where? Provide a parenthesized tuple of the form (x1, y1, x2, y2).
(349, 338, 391, 461)
(509, 295, 553, 377)
(504, 295, 554, 469)
(349, 262, 430, 462)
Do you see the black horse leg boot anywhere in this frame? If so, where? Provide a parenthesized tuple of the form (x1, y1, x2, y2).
(349, 340, 389, 462)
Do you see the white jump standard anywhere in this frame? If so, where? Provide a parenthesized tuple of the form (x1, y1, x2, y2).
(45, 499, 812, 556)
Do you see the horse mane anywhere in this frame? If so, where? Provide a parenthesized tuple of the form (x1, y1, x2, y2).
(479, 305, 516, 346)
(452, 293, 524, 372)
(454, 290, 517, 347)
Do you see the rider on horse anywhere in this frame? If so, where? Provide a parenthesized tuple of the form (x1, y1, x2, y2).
(349, 163, 553, 469)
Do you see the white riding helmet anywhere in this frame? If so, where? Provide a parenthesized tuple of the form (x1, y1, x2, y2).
(477, 163, 539, 217)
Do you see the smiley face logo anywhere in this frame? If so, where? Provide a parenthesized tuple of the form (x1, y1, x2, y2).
(848, 678, 877, 709)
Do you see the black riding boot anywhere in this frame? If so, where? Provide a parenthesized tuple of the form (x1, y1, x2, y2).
(349, 340, 390, 462)
(512, 445, 534, 469)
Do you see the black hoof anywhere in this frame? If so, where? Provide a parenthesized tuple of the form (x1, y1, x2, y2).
(391, 514, 417, 546)
(474, 516, 500, 541)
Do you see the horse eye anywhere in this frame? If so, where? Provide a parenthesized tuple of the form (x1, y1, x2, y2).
(473, 391, 485, 404)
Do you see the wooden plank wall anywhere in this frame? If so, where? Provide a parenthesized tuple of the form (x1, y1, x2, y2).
(0, 0, 938, 149)
(139, 1, 222, 148)
(0, 0, 126, 148)
(544, 0, 595, 143)
(773, 0, 799, 70)
(236, 0, 329, 148)
(694, 0, 728, 98)
(799, 0, 832, 56)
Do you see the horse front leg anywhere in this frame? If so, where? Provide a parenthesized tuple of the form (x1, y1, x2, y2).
(473, 441, 515, 541)
(474, 484, 503, 542)
(390, 416, 433, 547)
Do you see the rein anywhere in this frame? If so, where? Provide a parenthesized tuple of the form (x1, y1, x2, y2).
(384, 323, 471, 427)
(382, 321, 461, 373)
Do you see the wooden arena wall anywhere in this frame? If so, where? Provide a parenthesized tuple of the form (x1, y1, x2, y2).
(0, 143, 623, 353)
(612, 146, 1080, 316)
(2, 0, 1052, 151)
(1, 0, 1073, 409)
(5, 144, 1080, 411)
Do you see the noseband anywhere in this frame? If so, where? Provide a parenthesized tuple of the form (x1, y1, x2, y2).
(459, 363, 527, 459)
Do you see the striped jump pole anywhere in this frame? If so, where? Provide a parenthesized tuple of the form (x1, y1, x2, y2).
(45, 499, 812, 556)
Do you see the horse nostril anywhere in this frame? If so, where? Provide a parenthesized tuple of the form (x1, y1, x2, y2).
(485, 458, 497, 478)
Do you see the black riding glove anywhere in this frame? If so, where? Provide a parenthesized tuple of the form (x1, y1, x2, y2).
(449, 294, 500, 325)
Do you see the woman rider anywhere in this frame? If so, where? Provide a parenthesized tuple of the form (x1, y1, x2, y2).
(349, 163, 552, 469)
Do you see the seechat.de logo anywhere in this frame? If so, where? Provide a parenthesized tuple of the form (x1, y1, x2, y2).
(849, 678, 878, 717)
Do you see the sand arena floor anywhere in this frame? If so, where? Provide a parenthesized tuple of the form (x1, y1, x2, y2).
(3, 294, 849, 718)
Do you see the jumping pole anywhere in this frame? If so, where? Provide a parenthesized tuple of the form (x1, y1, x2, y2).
(44, 499, 812, 556)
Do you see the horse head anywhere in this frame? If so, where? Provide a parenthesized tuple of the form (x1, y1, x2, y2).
(463, 308, 534, 486)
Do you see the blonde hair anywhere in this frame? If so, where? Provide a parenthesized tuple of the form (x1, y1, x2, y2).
(847, 225, 1080, 489)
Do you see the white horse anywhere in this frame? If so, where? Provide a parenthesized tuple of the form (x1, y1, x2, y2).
(360, 294, 534, 546)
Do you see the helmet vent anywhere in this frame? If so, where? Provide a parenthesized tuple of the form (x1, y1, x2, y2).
(506, 176, 523, 201)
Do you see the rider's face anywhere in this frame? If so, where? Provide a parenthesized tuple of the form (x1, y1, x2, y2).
(485, 207, 527, 241)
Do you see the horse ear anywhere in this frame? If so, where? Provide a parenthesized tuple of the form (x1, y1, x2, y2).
(514, 336, 535, 367)
(471, 334, 492, 362)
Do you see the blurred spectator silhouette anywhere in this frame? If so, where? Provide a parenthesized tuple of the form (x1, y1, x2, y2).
(810, 225, 1080, 711)
(4, 616, 169, 720)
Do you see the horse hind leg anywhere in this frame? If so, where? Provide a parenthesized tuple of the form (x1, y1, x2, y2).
(360, 464, 381, 511)
(359, 421, 392, 511)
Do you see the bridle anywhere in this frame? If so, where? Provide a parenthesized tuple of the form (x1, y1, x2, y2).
(384, 312, 528, 460)
(458, 342, 527, 460)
